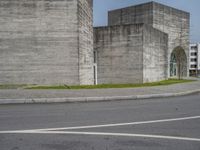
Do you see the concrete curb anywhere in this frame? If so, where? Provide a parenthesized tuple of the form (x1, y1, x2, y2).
(0, 89, 199, 105)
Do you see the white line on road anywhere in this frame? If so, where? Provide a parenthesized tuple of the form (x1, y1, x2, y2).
(1, 130, 200, 142)
(0, 115, 200, 142)
(34, 115, 200, 131)
(0, 115, 200, 133)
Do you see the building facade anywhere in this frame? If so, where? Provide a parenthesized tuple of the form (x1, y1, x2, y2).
(108, 2, 190, 78)
(94, 1, 190, 84)
(0, 1, 190, 85)
(0, 0, 94, 85)
(189, 43, 200, 76)
(94, 24, 168, 84)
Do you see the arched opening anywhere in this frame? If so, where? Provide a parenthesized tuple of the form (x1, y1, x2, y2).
(170, 46, 187, 79)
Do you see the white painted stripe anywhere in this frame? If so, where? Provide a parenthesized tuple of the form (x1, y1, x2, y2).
(35, 115, 200, 131)
(0, 115, 200, 143)
(1, 130, 200, 142)
(0, 130, 36, 134)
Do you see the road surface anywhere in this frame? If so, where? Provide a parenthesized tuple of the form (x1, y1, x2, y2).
(0, 94, 200, 150)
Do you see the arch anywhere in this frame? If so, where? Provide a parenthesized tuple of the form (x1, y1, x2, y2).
(170, 46, 187, 79)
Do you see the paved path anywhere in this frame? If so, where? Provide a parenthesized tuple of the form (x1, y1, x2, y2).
(0, 80, 200, 104)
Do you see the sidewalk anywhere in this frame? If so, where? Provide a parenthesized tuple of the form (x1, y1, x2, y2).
(0, 80, 200, 104)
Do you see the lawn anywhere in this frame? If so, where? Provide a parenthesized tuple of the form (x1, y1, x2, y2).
(0, 84, 29, 89)
(25, 79, 194, 90)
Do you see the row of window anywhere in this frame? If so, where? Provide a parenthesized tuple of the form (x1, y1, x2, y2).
(191, 46, 197, 50)
(190, 52, 197, 56)
(190, 58, 197, 62)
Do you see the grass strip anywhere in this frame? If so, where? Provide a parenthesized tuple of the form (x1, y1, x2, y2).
(25, 79, 194, 90)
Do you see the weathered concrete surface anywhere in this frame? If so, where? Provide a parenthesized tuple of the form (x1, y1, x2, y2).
(143, 24, 168, 82)
(108, 1, 190, 77)
(0, 0, 94, 85)
(94, 24, 143, 84)
(108, 2, 153, 26)
(94, 24, 168, 84)
(78, 0, 94, 85)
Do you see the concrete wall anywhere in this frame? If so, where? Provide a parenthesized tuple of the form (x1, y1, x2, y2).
(94, 23, 168, 84)
(108, 2, 153, 26)
(94, 24, 144, 84)
(0, 0, 94, 85)
(78, 0, 94, 85)
(143, 24, 168, 82)
(108, 2, 190, 77)
(152, 2, 190, 77)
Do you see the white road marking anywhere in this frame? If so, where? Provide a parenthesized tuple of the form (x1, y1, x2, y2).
(0, 130, 36, 134)
(0, 115, 200, 133)
(1, 130, 200, 142)
(0, 115, 200, 142)
(34, 115, 200, 131)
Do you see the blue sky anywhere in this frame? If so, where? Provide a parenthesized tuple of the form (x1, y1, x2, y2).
(93, 0, 200, 43)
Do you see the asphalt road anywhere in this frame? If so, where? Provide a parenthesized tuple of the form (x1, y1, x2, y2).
(0, 93, 200, 150)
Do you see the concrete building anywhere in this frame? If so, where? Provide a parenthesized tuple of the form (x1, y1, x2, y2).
(95, 1, 190, 84)
(94, 24, 168, 84)
(0, 1, 190, 85)
(189, 43, 200, 76)
(0, 0, 94, 85)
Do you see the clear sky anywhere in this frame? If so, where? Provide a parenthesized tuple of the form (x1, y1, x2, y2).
(93, 0, 200, 43)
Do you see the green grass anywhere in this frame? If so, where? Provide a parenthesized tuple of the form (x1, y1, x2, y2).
(0, 84, 29, 89)
(24, 79, 194, 90)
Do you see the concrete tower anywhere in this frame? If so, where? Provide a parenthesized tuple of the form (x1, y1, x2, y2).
(0, 0, 94, 85)
(108, 2, 190, 78)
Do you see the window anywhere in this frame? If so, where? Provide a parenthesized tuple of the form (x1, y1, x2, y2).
(191, 65, 197, 68)
(190, 52, 197, 56)
(191, 46, 197, 50)
(191, 58, 197, 62)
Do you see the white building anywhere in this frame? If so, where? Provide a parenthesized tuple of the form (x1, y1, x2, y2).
(189, 43, 200, 76)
